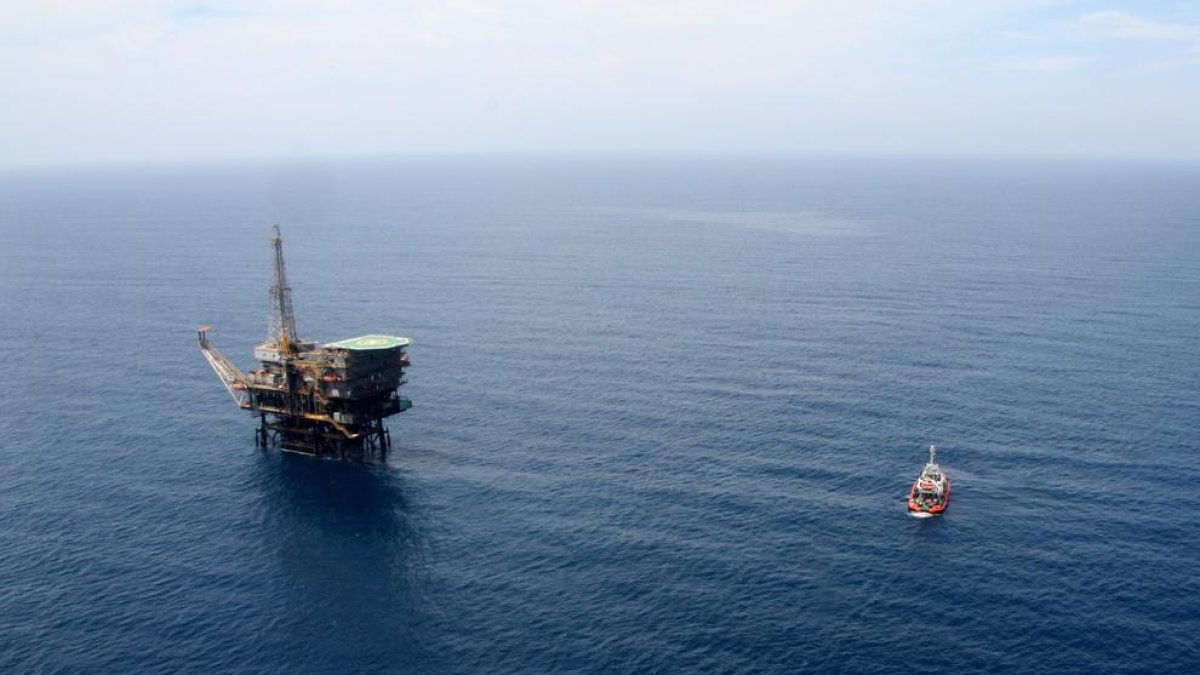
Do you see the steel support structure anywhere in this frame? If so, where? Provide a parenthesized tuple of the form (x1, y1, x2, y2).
(255, 412, 392, 460)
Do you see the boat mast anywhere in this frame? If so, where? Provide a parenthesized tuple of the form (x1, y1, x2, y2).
(929, 444, 938, 465)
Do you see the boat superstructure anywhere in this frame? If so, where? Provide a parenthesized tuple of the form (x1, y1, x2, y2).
(907, 444, 950, 516)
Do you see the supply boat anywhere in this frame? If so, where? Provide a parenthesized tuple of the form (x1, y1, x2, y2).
(907, 445, 950, 516)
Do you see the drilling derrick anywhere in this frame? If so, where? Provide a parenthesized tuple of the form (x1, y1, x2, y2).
(267, 224, 300, 356)
(198, 227, 413, 458)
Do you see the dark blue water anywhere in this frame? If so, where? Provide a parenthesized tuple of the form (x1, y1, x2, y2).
(0, 156, 1197, 673)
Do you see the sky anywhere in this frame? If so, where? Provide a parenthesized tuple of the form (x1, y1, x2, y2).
(2, 1, 1200, 165)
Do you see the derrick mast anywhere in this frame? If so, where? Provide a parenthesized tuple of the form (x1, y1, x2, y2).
(267, 225, 299, 356)
(198, 227, 413, 458)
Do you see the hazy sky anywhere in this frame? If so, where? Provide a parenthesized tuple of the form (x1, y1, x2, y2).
(4, 1, 1199, 165)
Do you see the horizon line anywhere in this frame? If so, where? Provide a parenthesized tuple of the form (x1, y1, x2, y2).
(3, 149, 1199, 172)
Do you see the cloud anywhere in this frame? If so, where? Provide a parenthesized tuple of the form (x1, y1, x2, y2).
(1018, 55, 1090, 73)
(1079, 10, 1200, 40)
(2, 1, 1199, 163)
(1076, 9, 1200, 73)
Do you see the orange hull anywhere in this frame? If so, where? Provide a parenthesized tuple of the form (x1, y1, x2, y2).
(907, 479, 950, 514)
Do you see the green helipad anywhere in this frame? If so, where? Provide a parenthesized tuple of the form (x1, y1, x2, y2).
(325, 335, 411, 351)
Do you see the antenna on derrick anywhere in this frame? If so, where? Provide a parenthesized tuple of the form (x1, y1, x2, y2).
(267, 224, 299, 355)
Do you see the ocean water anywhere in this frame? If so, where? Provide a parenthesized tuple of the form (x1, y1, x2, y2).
(0, 156, 1197, 673)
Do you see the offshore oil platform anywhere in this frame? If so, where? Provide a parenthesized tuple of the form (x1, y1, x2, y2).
(198, 226, 412, 458)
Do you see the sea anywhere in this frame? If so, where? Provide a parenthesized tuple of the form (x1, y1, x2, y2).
(0, 155, 1197, 673)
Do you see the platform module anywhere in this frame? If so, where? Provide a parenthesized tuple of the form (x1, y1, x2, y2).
(199, 226, 412, 458)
